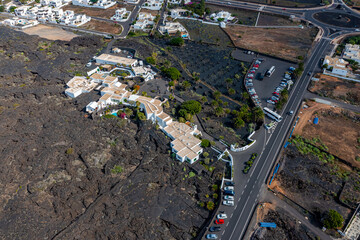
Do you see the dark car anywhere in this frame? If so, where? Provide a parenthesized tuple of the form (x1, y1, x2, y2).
(223, 190, 235, 196)
(225, 181, 235, 186)
(209, 226, 221, 232)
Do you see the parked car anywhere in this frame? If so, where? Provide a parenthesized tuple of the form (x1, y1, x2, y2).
(223, 190, 235, 196)
(209, 226, 221, 232)
(273, 92, 280, 96)
(224, 186, 234, 191)
(206, 234, 218, 239)
(215, 219, 224, 224)
(86, 62, 92, 68)
(224, 195, 234, 200)
(289, 66, 296, 71)
(247, 74, 254, 77)
(249, 70, 255, 73)
(217, 214, 228, 219)
(267, 100, 275, 104)
(271, 96, 279, 101)
(223, 200, 234, 206)
(225, 181, 235, 186)
(253, 64, 259, 68)
(246, 83, 253, 87)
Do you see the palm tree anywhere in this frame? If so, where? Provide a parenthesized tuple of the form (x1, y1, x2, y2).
(225, 78, 233, 89)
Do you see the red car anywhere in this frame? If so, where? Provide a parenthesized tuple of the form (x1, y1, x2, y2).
(253, 64, 259, 68)
(215, 219, 224, 224)
(273, 92, 280, 96)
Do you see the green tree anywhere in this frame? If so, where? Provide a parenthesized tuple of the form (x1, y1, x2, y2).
(203, 152, 209, 158)
(213, 193, 218, 199)
(146, 56, 156, 65)
(137, 111, 146, 121)
(228, 88, 236, 95)
(169, 80, 175, 87)
(169, 37, 184, 46)
(182, 80, 191, 90)
(213, 91, 221, 100)
(181, 100, 202, 114)
(234, 74, 240, 79)
(253, 106, 265, 122)
(206, 201, 215, 211)
(323, 209, 344, 229)
(111, 165, 123, 174)
(9, 6, 16, 12)
(200, 96, 208, 104)
(225, 78, 233, 89)
(125, 108, 133, 117)
(215, 107, 224, 117)
(164, 67, 181, 80)
(201, 139, 211, 148)
(0, 6, 4, 12)
(233, 117, 245, 129)
(211, 100, 218, 108)
(241, 92, 250, 100)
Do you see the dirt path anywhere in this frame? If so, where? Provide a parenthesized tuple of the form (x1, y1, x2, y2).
(22, 25, 79, 41)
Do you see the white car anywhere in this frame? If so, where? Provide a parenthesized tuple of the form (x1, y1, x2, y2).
(224, 195, 234, 200)
(223, 200, 234, 206)
(224, 186, 234, 191)
(217, 214, 228, 219)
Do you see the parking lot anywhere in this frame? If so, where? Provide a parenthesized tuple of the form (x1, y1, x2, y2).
(232, 49, 296, 111)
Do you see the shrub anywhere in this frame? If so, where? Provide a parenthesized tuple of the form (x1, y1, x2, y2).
(146, 56, 156, 65)
(66, 148, 74, 155)
(206, 201, 215, 211)
(189, 171, 196, 178)
(0, 6, 4, 12)
(201, 139, 211, 148)
(137, 111, 146, 121)
(163, 67, 181, 80)
(212, 184, 218, 191)
(169, 37, 184, 46)
(199, 201, 205, 207)
(111, 165, 123, 174)
(323, 209, 343, 229)
(213, 193, 218, 199)
(181, 100, 201, 114)
(203, 152, 209, 158)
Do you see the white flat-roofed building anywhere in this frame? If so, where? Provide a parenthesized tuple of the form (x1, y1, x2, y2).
(65, 76, 98, 98)
(111, 8, 131, 22)
(90, 72, 118, 86)
(170, 8, 188, 18)
(142, 0, 163, 10)
(72, 0, 116, 9)
(133, 12, 155, 30)
(159, 21, 188, 38)
(1, 17, 39, 29)
(323, 56, 349, 77)
(86, 101, 99, 113)
(95, 54, 138, 67)
(14, 6, 31, 17)
(210, 11, 234, 22)
(343, 44, 360, 64)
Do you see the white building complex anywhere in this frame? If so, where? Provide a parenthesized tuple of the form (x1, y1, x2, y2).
(72, 0, 116, 9)
(343, 44, 360, 64)
(0, 17, 39, 29)
(210, 11, 234, 22)
(142, 0, 163, 10)
(66, 54, 203, 164)
(159, 22, 188, 38)
(133, 12, 155, 30)
(323, 56, 349, 77)
(111, 8, 131, 22)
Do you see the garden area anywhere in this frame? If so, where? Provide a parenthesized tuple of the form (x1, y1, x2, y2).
(112, 36, 264, 145)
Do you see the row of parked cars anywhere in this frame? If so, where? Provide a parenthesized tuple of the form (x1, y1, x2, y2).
(266, 66, 295, 105)
(246, 59, 264, 107)
(205, 181, 235, 239)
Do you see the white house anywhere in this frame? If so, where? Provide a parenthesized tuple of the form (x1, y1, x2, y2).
(65, 76, 98, 98)
(323, 56, 349, 77)
(343, 44, 360, 64)
(49, 0, 63, 8)
(142, 0, 163, 10)
(210, 11, 234, 22)
(168, 0, 181, 4)
(36, 7, 52, 21)
(95, 54, 138, 67)
(72, 0, 116, 9)
(124, 0, 140, 4)
(14, 6, 31, 17)
(170, 8, 189, 18)
(86, 101, 99, 113)
(111, 8, 131, 22)
(159, 21, 188, 38)
(59, 10, 91, 26)
(133, 12, 155, 30)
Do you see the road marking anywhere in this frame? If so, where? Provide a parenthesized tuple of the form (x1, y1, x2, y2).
(238, 202, 257, 239)
(226, 222, 229, 227)
(230, 213, 233, 218)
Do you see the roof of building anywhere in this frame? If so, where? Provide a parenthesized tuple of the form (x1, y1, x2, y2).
(66, 76, 98, 92)
(95, 54, 137, 66)
(99, 93, 112, 101)
(324, 56, 348, 69)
